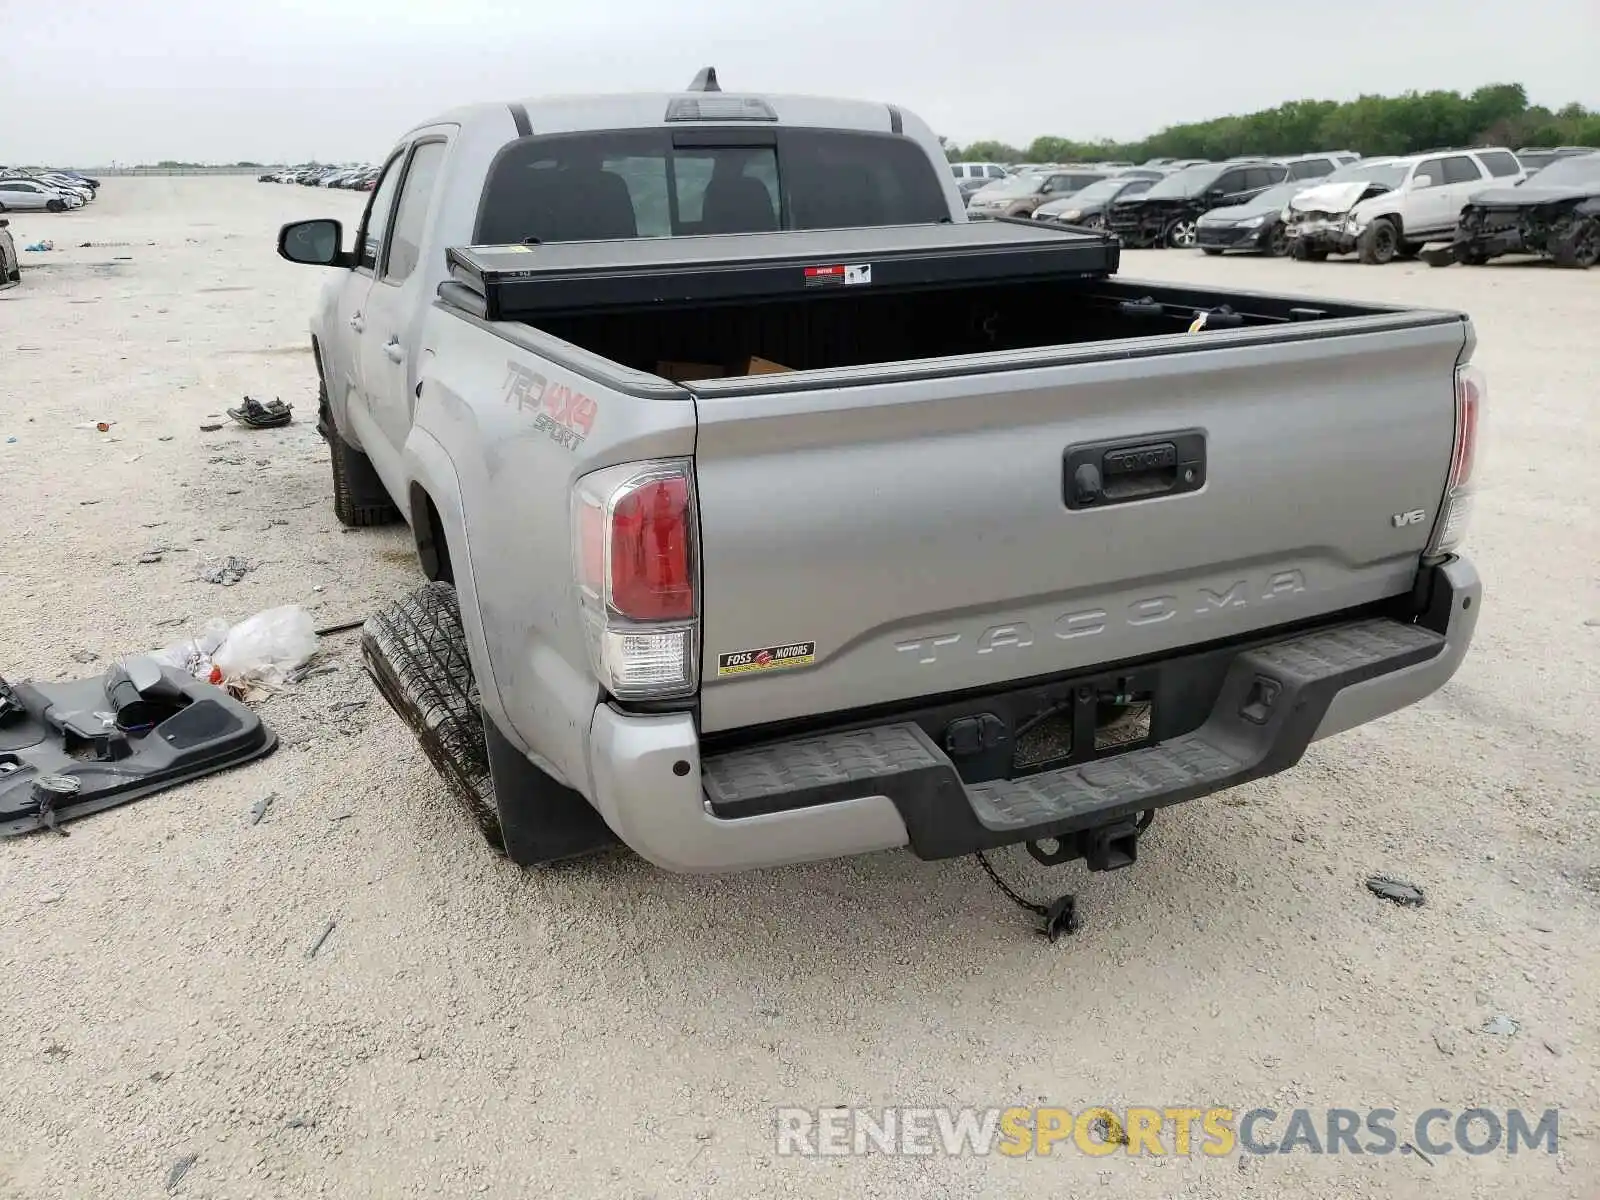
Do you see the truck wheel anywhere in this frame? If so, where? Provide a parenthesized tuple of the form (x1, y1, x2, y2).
(360, 581, 618, 866)
(1551, 217, 1599, 269)
(319, 383, 399, 527)
(1166, 219, 1199, 249)
(362, 582, 500, 848)
(1357, 218, 1399, 264)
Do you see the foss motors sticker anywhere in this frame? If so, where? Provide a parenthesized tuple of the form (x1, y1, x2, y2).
(716, 641, 817, 677)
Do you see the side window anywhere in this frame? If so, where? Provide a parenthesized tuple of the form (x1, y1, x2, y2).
(1441, 156, 1483, 186)
(1242, 168, 1273, 190)
(358, 151, 407, 271)
(383, 141, 448, 283)
(950, 165, 965, 179)
(1214, 170, 1246, 194)
(1478, 150, 1521, 178)
(1263, 164, 1289, 184)
(1123, 179, 1154, 196)
(1412, 159, 1444, 189)
(988, 165, 1007, 178)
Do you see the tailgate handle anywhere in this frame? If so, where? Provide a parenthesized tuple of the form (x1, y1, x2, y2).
(1064, 430, 1206, 510)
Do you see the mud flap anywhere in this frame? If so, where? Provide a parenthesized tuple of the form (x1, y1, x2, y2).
(0, 664, 277, 837)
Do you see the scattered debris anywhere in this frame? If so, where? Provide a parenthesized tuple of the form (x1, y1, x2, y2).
(1365, 874, 1425, 906)
(149, 1070, 172, 1083)
(198, 423, 224, 432)
(74, 420, 115, 433)
(1481, 1014, 1520, 1037)
(165, 1153, 198, 1193)
(1403, 1142, 1435, 1166)
(307, 919, 336, 958)
(5, 437, 15, 444)
(139, 551, 165, 565)
(198, 555, 252, 586)
(249, 792, 277, 826)
(80, 499, 101, 506)
(37, 891, 64, 904)
(227, 396, 293, 429)
(23, 240, 55, 253)
(315, 618, 367, 637)
(330, 812, 354, 822)
(1431, 1027, 1458, 1056)
(70, 649, 98, 664)
(285, 1115, 318, 1129)
(43, 1041, 71, 1059)
(285, 661, 337, 685)
(158, 435, 174, 442)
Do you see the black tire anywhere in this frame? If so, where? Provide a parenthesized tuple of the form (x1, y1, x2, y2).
(361, 582, 618, 866)
(46, 199, 65, 213)
(1358, 218, 1399, 265)
(1083, 214, 1105, 230)
(1166, 218, 1199, 249)
(1551, 217, 1599, 269)
(317, 381, 399, 527)
(1201, 247, 1224, 257)
(1397, 241, 1423, 260)
(362, 582, 499, 847)
(1291, 242, 1329, 262)
(1266, 224, 1289, 257)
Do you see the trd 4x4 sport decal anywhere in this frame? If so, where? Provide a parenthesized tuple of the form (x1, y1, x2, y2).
(502, 360, 597, 451)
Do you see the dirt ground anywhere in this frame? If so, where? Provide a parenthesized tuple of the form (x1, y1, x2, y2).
(0, 177, 1595, 1200)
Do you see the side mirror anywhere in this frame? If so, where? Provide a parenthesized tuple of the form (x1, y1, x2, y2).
(277, 218, 349, 267)
(1410, 174, 1437, 191)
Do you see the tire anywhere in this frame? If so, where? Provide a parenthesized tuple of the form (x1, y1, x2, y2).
(360, 581, 618, 866)
(1166, 219, 1199, 249)
(1397, 241, 1423, 260)
(1083, 214, 1105, 230)
(46, 199, 65, 213)
(1551, 217, 1599, 269)
(1201, 248, 1224, 257)
(1266, 224, 1289, 257)
(1357, 218, 1399, 265)
(319, 381, 399, 527)
(362, 582, 499, 848)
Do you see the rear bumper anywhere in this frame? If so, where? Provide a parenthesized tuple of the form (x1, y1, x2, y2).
(584, 558, 1480, 873)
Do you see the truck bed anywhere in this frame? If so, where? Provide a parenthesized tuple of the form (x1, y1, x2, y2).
(430, 222, 1471, 737)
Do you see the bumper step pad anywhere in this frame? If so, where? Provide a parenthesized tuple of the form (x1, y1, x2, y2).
(699, 617, 1445, 859)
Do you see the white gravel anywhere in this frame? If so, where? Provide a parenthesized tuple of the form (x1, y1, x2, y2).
(0, 177, 1595, 1199)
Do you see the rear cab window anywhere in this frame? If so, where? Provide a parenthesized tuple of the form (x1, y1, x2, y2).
(477, 128, 950, 243)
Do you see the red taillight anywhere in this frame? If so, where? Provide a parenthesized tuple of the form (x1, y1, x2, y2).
(1450, 371, 1480, 488)
(609, 476, 694, 620)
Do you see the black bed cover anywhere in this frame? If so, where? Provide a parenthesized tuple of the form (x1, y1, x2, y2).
(441, 219, 1121, 320)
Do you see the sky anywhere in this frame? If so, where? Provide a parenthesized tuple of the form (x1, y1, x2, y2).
(4, 0, 1598, 165)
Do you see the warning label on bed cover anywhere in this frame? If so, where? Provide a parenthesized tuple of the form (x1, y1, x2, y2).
(716, 642, 817, 677)
(803, 264, 872, 288)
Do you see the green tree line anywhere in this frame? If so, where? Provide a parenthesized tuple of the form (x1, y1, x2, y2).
(948, 84, 1600, 164)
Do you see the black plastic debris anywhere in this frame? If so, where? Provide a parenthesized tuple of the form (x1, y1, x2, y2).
(227, 396, 292, 429)
(1366, 874, 1426, 906)
(0, 662, 276, 837)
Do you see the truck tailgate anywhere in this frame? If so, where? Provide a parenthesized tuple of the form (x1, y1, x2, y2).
(692, 317, 1467, 733)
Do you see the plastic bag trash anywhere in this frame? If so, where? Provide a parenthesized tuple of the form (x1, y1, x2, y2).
(211, 606, 318, 688)
(150, 619, 231, 679)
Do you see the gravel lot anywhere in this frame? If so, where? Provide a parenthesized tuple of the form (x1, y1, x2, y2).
(1, 177, 1595, 1200)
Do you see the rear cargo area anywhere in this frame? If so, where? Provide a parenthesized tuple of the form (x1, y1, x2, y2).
(533, 277, 1382, 379)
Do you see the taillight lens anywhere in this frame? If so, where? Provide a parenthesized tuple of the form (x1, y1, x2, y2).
(1427, 363, 1485, 557)
(572, 460, 699, 700)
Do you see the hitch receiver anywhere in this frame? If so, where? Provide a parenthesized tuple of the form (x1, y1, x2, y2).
(1084, 818, 1141, 872)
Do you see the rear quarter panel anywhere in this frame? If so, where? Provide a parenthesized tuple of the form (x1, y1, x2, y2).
(408, 309, 695, 793)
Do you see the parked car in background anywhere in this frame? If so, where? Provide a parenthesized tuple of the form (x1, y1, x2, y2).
(1033, 174, 1156, 228)
(1286, 147, 1524, 263)
(950, 162, 1009, 186)
(1107, 159, 1288, 247)
(966, 169, 1111, 219)
(1195, 181, 1311, 256)
(1279, 153, 1343, 181)
(0, 218, 18, 289)
(0, 178, 82, 212)
(1514, 146, 1598, 175)
(1427, 151, 1600, 269)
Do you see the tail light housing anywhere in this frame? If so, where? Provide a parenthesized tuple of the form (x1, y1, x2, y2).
(572, 459, 699, 700)
(1427, 363, 1484, 557)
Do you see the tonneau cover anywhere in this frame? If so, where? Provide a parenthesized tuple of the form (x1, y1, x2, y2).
(442, 219, 1121, 320)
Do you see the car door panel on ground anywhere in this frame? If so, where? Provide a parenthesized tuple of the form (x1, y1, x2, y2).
(332, 149, 406, 450)
(358, 136, 450, 480)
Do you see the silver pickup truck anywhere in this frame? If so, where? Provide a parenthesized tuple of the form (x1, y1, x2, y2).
(278, 75, 1484, 877)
